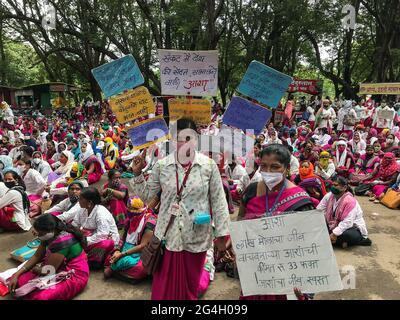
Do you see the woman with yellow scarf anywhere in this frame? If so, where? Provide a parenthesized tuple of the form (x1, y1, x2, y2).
(315, 151, 336, 180)
(103, 137, 119, 170)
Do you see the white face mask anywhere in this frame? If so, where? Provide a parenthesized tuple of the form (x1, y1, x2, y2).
(38, 232, 55, 241)
(261, 172, 284, 191)
(16, 165, 26, 174)
(33, 158, 41, 165)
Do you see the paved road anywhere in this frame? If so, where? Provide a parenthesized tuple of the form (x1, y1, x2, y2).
(1, 177, 399, 300)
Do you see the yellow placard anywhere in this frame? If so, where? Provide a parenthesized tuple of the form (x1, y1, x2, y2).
(109, 86, 155, 123)
(168, 98, 211, 125)
(359, 83, 400, 95)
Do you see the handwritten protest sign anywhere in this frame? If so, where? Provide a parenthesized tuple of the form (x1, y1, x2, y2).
(126, 116, 169, 150)
(91, 55, 144, 98)
(222, 96, 272, 135)
(230, 210, 343, 296)
(378, 109, 395, 120)
(237, 61, 293, 108)
(158, 49, 218, 96)
(109, 87, 155, 123)
(168, 98, 211, 125)
(376, 109, 395, 128)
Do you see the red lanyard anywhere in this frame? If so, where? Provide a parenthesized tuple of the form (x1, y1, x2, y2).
(175, 164, 192, 202)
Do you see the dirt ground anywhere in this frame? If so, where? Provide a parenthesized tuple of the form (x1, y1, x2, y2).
(1, 176, 400, 300)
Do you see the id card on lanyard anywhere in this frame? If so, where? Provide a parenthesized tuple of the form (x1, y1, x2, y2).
(172, 164, 192, 230)
(265, 181, 287, 217)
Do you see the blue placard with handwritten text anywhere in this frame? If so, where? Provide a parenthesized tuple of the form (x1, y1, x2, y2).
(127, 117, 169, 150)
(222, 96, 272, 135)
(237, 61, 292, 109)
(91, 55, 144, 98)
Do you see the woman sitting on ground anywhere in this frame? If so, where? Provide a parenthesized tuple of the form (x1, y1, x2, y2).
(238, 144, 315, 300)
(31, 151, 53, 180)
(72, 187, 120, 269)
(17, 157, 47, 218)
(317, 176, 372, 248)
(333, 140, 354, 177)
(48, 162, 89, 199)
(315, 151, 336, 180)
(294, 160, 327, 203)
(366, 152, 400, 203)
(104, 196, 156, 283)
(0, 171, 31, 232)
(79, 142, 103, 185)
(45, 180, 84, 224)
(8, 214, 89, 300)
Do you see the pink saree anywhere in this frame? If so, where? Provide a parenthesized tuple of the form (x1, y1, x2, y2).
(84, 156, 103, 185)
(15, 233, 89, 300)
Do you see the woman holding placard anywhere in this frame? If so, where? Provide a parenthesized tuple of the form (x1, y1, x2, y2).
(238, 144, 315, 300)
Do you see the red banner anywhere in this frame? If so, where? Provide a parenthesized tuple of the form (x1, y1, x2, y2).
(288, 79, 323, 95)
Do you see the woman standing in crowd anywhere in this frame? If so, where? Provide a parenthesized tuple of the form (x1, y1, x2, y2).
(316, 99, 336, 133)
(237, 144, 315, 300)
(102, 169, 129, 228)
(0, 171, 31, 232)
(130, 118, 230, 300)
(318, 176, 372, 248)
(72, 187, 119, 269)
(8, 214, 89, 300)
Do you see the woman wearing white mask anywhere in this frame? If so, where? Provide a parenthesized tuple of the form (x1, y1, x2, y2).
(32, 151, 53, 180)
(16, 158, 47, 218)
(237, 144, 315, 300)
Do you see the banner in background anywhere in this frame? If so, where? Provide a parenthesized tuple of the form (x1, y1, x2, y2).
(359, 83, 400, 95)
(288, 79, 323, 95)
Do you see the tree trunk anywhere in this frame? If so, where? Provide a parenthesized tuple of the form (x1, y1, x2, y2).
(88, 74, 102, 101)
(0, 22, 6, 84)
